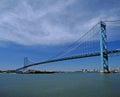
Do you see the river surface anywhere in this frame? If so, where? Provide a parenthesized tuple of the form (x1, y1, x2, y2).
(0, 73, 120, 97)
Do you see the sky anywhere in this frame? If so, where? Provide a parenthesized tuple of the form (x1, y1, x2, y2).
(0, 0, 120, 71)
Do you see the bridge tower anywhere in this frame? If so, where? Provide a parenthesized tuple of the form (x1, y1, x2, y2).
(24, 57, 28, 67)
(99, 21, 110, 73)
(23, 57, 28, 72)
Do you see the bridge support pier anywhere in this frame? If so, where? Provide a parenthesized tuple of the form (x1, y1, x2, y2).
(99, 21, 110, 73)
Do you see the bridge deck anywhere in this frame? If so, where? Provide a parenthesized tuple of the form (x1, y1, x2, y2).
(16, 49, 120, 71)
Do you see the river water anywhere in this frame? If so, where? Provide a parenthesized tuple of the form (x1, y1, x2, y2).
(0, 73, 120, 97)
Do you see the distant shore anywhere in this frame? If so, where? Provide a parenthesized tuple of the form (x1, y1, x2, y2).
(0, 69, 120, 74)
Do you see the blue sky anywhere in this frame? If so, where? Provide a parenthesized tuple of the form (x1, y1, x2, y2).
(0, 0, 120, 71)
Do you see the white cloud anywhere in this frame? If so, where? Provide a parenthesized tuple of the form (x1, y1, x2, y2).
(0, 0, 120, 46)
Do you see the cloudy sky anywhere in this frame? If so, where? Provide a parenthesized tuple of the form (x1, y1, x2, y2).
(0, 0, 120, 70)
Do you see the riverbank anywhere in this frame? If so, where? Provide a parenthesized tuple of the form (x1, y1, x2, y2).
(0, 69, 120, 74)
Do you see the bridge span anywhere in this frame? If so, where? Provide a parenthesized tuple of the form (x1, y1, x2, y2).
(16, 49, 120, 71)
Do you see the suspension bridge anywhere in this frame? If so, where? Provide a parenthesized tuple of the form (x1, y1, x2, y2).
(16, 21, 120, 73)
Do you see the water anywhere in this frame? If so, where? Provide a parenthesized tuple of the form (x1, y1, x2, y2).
(0, 73, 120, 97)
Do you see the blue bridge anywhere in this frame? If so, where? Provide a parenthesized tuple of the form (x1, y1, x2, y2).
(16, 21, 120, 73)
